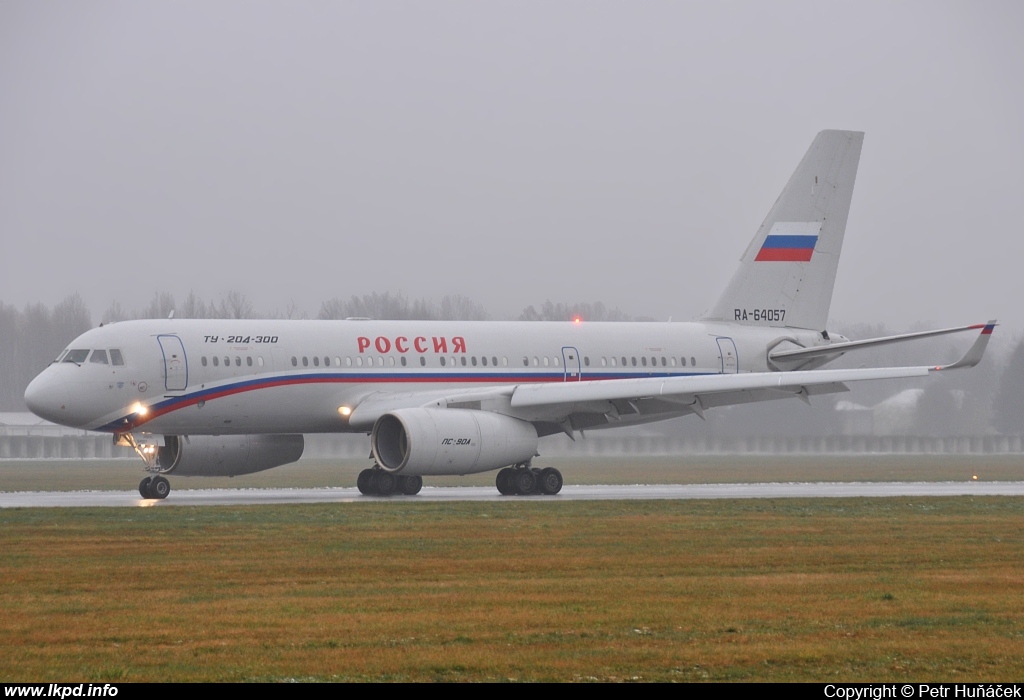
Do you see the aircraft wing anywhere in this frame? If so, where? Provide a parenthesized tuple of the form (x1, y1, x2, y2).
(769, 321, 996, 369)
(348, 320, 994, 433)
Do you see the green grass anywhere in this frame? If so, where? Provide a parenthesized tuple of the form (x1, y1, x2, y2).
(2, 497, 1024, 681)
(2, 453, 1022, 492)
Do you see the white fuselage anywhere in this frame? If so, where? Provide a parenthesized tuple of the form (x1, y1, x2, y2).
(25, 318, 832, 436)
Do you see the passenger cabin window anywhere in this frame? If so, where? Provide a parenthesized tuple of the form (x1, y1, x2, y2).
(109, 349, 125, 366)
(90, 350, 109, 364)
(213, 357, 219, 367)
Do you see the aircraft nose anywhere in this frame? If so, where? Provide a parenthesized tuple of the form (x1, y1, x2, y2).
(24, 370, 82, 427)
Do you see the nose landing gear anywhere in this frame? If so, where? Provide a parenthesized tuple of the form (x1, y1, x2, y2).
(121, 433, 172, 499)
(139, 475, 170, 499)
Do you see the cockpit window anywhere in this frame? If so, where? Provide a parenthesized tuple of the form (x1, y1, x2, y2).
(109, 349, 125, 366)
(89, 350, 109, 364)
(63, 349, 90, 364)
(54, 350, 69, 363)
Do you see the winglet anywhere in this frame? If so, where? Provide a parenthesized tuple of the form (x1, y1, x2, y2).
(932, 321, 996, 371)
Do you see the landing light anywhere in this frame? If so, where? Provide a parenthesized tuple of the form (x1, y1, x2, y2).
(338, 406, 352, 417)
(131, 402, 148, 416)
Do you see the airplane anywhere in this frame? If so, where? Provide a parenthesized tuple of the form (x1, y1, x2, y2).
(24, 130, 995, 500)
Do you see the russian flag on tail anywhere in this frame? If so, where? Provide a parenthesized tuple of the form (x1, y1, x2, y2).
(754, 222, 822, 262)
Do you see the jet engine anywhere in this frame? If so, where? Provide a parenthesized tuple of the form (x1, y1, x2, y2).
(371, 408, 538, 476)
(155, 434, 304, 476)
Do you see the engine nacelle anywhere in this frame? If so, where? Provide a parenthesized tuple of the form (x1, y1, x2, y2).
(156, 434, 304, 477)
(371, 409, 538, 476)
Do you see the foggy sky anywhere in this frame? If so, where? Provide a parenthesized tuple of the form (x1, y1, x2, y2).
(2, 1, 1023, 331)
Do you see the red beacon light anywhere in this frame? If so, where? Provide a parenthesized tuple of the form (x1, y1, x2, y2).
(572, 316, 583, 324)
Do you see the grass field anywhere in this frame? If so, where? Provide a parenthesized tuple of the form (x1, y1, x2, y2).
(2, 453, 1022, 492)
(3, 495, 1024, 681)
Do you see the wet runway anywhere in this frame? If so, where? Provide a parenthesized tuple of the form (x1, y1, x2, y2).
(3, 481, 1024, 508)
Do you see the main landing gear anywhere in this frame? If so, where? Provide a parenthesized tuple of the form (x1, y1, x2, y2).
(139, 475, 171, 499)
(357, 467, 423, 496)
(496, 465, 563, 496)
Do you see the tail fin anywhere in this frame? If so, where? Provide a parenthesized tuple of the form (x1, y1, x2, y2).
(704, 130, 864, 331)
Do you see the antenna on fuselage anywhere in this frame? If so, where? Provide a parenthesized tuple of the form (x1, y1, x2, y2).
(168, 310, 175, 319)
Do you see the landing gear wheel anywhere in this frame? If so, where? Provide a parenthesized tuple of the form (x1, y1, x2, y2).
(538, 468, 563, 495)
(496, 468, 516, 496)
(139, 476, 154, 499)
(399, 475, 423, 495)
(372, 471, 397, 496)
(530, 468, 544, 494)
(150, 476, 171, 499)
(357, 469, 374, 495)
(512, 468, 537, 495)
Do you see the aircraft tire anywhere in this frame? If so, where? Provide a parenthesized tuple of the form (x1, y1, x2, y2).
(530, 468, 545, 494)
(399, 475, 423, 495)
(151, 476, 171, 499)
(539, 467, 563, 495)
(373, 471, 397, 496)
(139, 477, 154, 499)
(513, 468, 536, 496)
(496, 468, 516, 495)
(357, 469, 374, 495)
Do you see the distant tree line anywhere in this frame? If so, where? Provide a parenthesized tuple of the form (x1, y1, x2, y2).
(0, 295, 92, 411)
